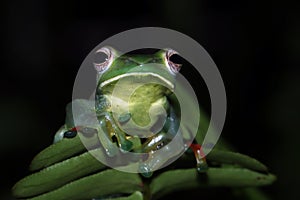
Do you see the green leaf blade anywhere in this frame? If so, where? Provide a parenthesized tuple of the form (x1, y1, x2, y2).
(25, 169, 143, 200)
(207, 150, 268, 172)
(29, 136, 85, 171)
(150, 168, 276, 200)
(12, 149, 106, 198)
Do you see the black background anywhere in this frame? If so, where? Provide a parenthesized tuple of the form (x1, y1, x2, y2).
(1, 0, 299, 199)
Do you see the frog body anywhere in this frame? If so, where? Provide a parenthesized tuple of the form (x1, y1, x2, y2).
(90, 47, 196, 174)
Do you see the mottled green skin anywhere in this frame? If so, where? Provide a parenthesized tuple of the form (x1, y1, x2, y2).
(97, 51, 175, 86)
(95, 49, 179, 157)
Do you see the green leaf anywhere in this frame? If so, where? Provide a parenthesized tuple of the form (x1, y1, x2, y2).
(24, 169, 143, 200)
(150, 168, 276, 200)
(29, 135, 85, 171)
(207, 149, 268, 172)
(13, 149, 106, 198)
(29, 132, 100, 171)
(104, 191, 144, 200)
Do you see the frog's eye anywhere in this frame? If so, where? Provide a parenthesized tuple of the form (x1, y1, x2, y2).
(94, 47, 114, 73)
(165, 49, 182, 74)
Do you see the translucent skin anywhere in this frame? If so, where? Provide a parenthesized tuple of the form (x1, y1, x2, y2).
(94, 48, 185, 175)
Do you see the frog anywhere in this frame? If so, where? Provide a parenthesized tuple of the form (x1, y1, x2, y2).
(12, 47, 276, 200)
(91, 47, 207, 175)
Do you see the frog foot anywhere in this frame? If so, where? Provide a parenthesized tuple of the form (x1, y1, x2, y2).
(190, 143, 208, 173)
(119, 139, 133, 152)
(138, 163, 153, 178)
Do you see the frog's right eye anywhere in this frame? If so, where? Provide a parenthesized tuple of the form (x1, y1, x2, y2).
(165, 49, 182, 75)
(94, 47, 114, 73)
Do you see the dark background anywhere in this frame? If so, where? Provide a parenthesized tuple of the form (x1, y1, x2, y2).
(1, 0, 299, 199)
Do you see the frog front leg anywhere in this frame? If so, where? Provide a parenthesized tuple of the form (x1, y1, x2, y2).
(138, 106, 185, 177)
(96, 115, 119, 157)
(139, 105, 180, 153)
(163, 105, 208, 173)
(97, 113, 134, 157)
(189, 143, 208, 173)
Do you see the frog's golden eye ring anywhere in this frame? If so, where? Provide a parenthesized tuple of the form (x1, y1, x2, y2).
(165, 49, 182, 74)
(94, 47, 114, 73)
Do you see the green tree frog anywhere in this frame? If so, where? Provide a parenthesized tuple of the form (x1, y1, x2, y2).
(92, 47, 207, 175)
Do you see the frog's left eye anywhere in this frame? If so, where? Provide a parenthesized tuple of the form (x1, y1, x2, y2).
(94, 47, 114, 73)
(165, 49, 182, 74)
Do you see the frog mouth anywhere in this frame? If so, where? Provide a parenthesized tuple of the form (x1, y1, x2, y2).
(99, 72, 175, 91)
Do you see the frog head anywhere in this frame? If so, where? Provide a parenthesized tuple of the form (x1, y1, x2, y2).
(94, 47, 182, 129)
(94, 47, 181, 92)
